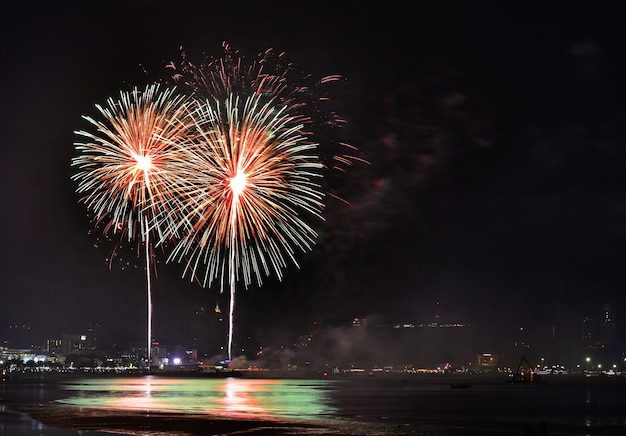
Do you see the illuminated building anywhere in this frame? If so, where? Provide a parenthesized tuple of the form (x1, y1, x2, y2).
(87, 323, 101, 349)
(476, 353, 498, 371)
(582, 316, 594, 348)
(151, 340, 166, 366)
(600, 303, 617, 346)
(352, 317, 366, 327)
(46, 338, 63, 355)
(61, 334, 88, 356)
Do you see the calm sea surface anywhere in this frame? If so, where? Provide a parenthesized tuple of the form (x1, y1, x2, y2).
(2, 373, 626, 435)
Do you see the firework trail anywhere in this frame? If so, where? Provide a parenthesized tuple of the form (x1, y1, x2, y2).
(72, 84, 194, 367)
(160, 43, 361, 360)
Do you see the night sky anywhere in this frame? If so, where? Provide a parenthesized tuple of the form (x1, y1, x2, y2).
(1, 2, 625, 355)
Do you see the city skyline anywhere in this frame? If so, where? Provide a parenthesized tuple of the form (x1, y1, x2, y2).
(2, 297, 622, 372)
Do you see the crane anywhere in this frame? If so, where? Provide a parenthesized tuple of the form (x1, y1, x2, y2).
(512, 355, 541, 383)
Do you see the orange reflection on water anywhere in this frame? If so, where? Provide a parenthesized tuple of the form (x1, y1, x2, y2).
(107, 377, 181, 411)
(218, 378, 279, 419)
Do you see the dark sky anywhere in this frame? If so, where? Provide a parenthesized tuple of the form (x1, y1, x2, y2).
(1, 2, 625, 354)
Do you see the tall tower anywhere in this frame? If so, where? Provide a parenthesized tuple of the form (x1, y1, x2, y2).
(600, 303, 616, 346)
(189, 305, 210, 358)
(431, 300, 441, 327)
(87, 323, 101, 350)
(581, 316, 594, 348)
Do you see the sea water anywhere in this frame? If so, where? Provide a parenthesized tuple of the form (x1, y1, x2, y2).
(2, 373, 626, 435)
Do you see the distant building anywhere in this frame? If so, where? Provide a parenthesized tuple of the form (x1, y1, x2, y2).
(476, 353, 498, 371)
(171, 345, 198, 365)
(352, 317, 366, 327)
(87, 323, 101, 349)
(151, 340, 166, 366)
(577, 303, 624, 372)
(581, 303, 618, 348)
(129, 343, 148, 362)
(186, 304, 227, 359)
(581, 316, 594, 348)
(600, 303, 617, 346)
(61, 334, 88, 356)
(46, 338, 63, 355)
(382, 319, 473, 367)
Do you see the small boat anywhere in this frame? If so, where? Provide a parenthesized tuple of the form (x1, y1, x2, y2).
(449, 383, 472, 389)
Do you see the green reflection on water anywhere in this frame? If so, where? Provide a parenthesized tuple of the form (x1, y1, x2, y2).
(57, 376, 336, 421)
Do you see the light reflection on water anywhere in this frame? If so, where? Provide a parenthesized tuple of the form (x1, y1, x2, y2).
(6, 375, 626, 435)
(57, 376, 336, 421)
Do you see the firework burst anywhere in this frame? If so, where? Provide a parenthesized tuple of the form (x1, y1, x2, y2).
(167, 93, 324, 289)
(72, 83, 194, 367)
(163, 93, 325, 359)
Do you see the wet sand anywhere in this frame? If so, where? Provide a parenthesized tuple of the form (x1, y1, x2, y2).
(6, 403, 430, 436)
(15, 405, 324, 435)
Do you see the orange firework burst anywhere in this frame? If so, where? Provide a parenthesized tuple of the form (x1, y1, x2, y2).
(72, 83, 195, 367)
(72, 84, 194, 240)
(167, 93, 324, 289)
